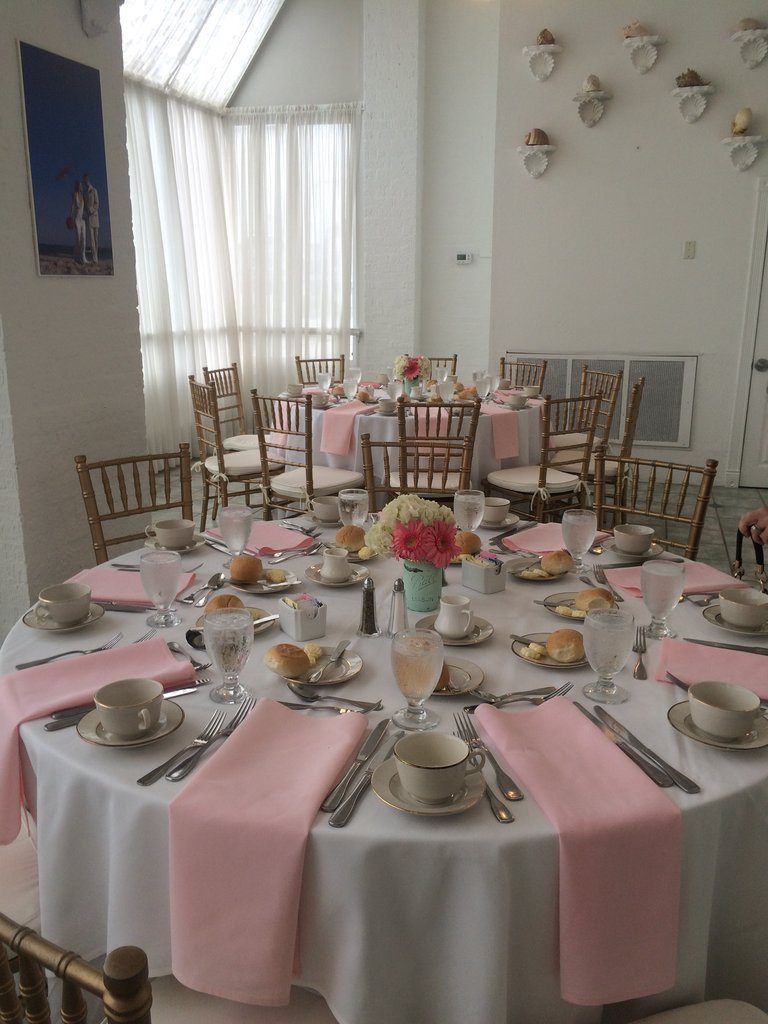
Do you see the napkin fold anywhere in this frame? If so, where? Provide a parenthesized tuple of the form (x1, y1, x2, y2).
(208, 522, 313, 556)
(475, 699, 681, 1006)
(0, 638, 194, 845)
(320, 401, 372, 455)
(168, 699, 366, 1006)
(604, 562, 746, 598)
(656, 638, 768, 699)
(480, 402, 520, 460)
(69, 568, 196, 605)
(502, 523, 608, 555)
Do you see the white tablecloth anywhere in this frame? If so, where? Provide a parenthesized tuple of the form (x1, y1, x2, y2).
(6, 529, 768, 1024)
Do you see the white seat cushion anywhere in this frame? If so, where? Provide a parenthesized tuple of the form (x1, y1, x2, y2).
(0, 826, 40, 930)
(549, 431, 591, 467)
(389, 471, 462, 492)
(223, 434, 260, 452)
(486, 465, 579, 494)
(631, 1000, 768, 1024)
(205, 451, 262, 476)
(150, 974, 341, 1023)
(588, 455, 618, 478)
(271, 466, 364, 498)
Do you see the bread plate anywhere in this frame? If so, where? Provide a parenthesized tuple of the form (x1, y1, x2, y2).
(279, 645, 363, 685)
(540, 592, 588, 621)
(508, 560, 570, 583)
(228, 571, 299, 595)
(431, 656, 484, 696)
(510, 631, 588, 670)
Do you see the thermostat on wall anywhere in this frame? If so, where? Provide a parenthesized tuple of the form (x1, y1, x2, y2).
(455, 252, 473, 264)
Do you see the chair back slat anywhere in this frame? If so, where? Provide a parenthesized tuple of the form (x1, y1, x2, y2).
(202, 363, 248, 439)
(295, 355, 345, 386)
(580, 366, 623, 446)
(498, 358, 547, 389)
(252, 392, 316, 516)
(427, 354, 458, 377)
(619, 377, 645, 459)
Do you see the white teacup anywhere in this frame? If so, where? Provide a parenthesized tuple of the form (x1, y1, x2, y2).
(37, 582, 92, 626)
(613, 524, 655, 555)
(378, 398, 396, 414)
(145, 518, 195, 550)
(286, 383, 304, 398)
(483, 498, 510, 524)
(321, 546, 351, 582)
(718, 588, 768, 629)
(377, 372, 390, 385)
(688, 680, 761, 740)
(311, 392, 330, 409)
(394, 732, 485, 805)
(94, 678, 164, 739)
(504, 394, 527, 410)
(523, 385, 541, 398)
(434, 595, 475, 639)
(312, 496, 340, 522)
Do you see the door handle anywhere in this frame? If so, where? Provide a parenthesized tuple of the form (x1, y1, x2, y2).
(754, 359, 768, 372)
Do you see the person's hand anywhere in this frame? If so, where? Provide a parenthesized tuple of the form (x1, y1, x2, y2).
(738, 506, 768, 544)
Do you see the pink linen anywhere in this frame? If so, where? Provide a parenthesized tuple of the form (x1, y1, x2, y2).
(475, 699, 681, 1006)
(656, 638, 768, 699)
(0, 638, 194, 844)
(168, 699, 366, 1006)
(320, 401, 372, 456)
(208, 523, 313, 556)
(502, 523, 608, 554)
(604, 561, 747, 598)
(69, 568, 196, 605)
(480, 403, 520, 460)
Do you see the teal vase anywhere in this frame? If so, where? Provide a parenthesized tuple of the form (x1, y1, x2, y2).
(403, 377, 420, 397)
(402, 559, 443, 613)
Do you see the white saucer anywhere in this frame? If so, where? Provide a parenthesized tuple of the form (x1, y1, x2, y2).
(509, 560, 569, 583)
(309, 515, 342, 528)
(702, 604, 768, 637)
(667, 700, 768, 750)
(511, 631, 588, 670)
(23, 603, 105, 633)
(602, 538, 663, 560)
(228, 572, 299, 595)
(305, 564, 370, 587)
(432, 656, 484, 696)
(480, 515, 520, 530)
(371, 758, 485, 816)
(144, 535, 206, 554)
(76, 701, 185, 748)
(415, 615, 494, 646)
(376, 408, 397, 416)
(276, 646, 363, 685)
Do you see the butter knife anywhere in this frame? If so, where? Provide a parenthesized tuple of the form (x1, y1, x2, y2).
(45, 685, 204, 730)
(329, 732, 404, 827)
(593, 707, 701, 794)
(573, 702, 674, 787)
(682, 637, 768, 657)
(94, 602, 154, 613)
(321, 719, 390, 811)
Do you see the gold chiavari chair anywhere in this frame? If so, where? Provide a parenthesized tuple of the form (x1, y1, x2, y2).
(360, 433, 401, 510)
(295, 355, 346, 386)
(361, 431, 475, 501)
(579, 365, 623, 449)
(498, 358, 548, 389)
(74, 445, 193, 565)
(189, 378, 263, 531)
(251, 392, 364, 519)
(588, 376, 646, 480)
(202, 362, 259, 451)
(483, 394, 601, 522)
(593, 446, 718, 561)
(427, 354, 458, 378)
(394, 397, 481, 494)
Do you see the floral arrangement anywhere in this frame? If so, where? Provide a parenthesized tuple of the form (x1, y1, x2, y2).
(365, 495, 459, 569)
(393, 354, 431, 381)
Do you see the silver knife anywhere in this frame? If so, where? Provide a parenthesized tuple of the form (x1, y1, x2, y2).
(573, 702, 674, 787)
(593, 707, 701, 794)
(329, 732, 404, 827)
(94, 601, 154, 613)
(683, 637, 768, 657)
(600, 557, 685, 568)
(321, 719, 390, 811)
(44, 685, 204, 730)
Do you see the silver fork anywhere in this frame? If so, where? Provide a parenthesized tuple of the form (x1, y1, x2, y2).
(166, 697, 256, 780)
(132, 628, 157, 644)
(451, 722, 514, 823)
(167, 641, 211, 671)
(593, 565, 624, 603)
(15, 633, 123, 670)
(632, 625, 647, 680)
(463, 681, 573, 713)
(268, 543, 322, 564)
(136, 710, 226, 786)
(454, 711, 523, 801)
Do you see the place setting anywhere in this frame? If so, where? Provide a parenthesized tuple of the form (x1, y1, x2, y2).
(263, 639, 364, 686)
(305, 546, 370, 587)
(478, 497, 519, 531)
(23, 582, 105, 633)
(144, 517, 206, 553)
(76, 677, 186, 748)
(667, 680, 768, 751)
(701, 587, 768, 636)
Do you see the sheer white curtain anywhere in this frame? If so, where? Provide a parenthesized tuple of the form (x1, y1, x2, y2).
(125, 81, 360, 449)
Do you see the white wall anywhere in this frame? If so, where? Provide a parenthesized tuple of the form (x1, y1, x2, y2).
(0, 0, 146, 636)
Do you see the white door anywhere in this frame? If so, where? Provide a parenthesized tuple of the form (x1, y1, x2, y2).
(740, 223, 768, 486)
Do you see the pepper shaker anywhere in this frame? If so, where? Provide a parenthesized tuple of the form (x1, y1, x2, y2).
(386, 578, 409, 638)
(358, 576, 381, 637)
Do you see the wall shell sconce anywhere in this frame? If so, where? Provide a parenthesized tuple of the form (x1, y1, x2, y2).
(573, 75, 611, 127)
(730, 19, 768, 69)
(722, 135, 767, 170)
(671, 70, 714, 123)
(621, 20, 664, 73)
(518, 130, 556, 178)
(522, 29, 562, 81)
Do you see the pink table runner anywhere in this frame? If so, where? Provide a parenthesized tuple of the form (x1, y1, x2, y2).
(475, 699, 681, 1006)
(208, 523, 313, 556)
(320, 401, 372, 456)
(480, 403, 520, 460)
(0, 638, 194, 844)
(656, 638, 768, 698)
(502, 523, 608, 555)
(168, 699, 366, 1006)
(70, 568, 196, 605)
(605, 562, 747, 598)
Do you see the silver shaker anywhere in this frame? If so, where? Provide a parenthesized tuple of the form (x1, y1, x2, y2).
(358, 576, 381, 637)
(386, 578, 409, 638)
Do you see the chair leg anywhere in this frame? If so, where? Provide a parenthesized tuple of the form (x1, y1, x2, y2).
(200, 479, 211, 533)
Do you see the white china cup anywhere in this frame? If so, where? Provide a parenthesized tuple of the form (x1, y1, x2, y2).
(483, 498, 510, 524)
(718, 589, 768, 629)
(523, 385, 541, 398)
(311, 392, 329, 408)
(286, 383, 303, 397)
(145, 518, 196, 550)
(94, 678, 164, 739)
(688, 681, 761, 740)
(312, 496, 340, 522)
(394, 732, 485, 804)
(37, 582, 92, 626)
(378, 398, 396, 414)
(434, 595, 475, 639)
(613, 524, 655, 555)
(321, 546, 352, 582)
(504, 394, 527, 410)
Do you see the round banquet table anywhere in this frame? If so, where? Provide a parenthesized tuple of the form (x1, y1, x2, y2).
(6, 526, 768, 1024)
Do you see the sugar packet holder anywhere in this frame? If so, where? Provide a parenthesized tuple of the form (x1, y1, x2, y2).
(278, 592, 327, 641)
(462, 553, 506, 594)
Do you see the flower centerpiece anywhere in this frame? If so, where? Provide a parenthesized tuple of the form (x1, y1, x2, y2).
(365, 495, 460, 611)
(393, 354, 432, 396)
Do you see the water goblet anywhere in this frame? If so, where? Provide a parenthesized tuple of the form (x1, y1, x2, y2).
(561, 509, 597, 573)
(582, 608, 635, 704)
(435, 367, 448, 383)
(218, 506, 253, 568)
(437, 380, 454, 403)
(140, 550, 182, 628)
(641, 561, 685, 639)
(349, 366, 363, 386)
(338, 488, 369, 527)
(342, 378, 357, 401)
(488, 373, 500, 395)
(391, 628, 444, 730)
(204, 608, 254, 704)
(476, 376, 491, 401)
(454, 490, 485, 532)
(316, 372, 332, 392)
(387, 379, 404, 401)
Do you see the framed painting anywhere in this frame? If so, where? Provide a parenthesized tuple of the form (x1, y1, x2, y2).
(19, 42, 113, 277)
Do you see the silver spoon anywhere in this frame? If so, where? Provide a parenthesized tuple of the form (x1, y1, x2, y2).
(180, 572, 223, 605)
(268, 543, 322, 564)
(191, 573, 226, 608)
(287, 682, 382, 712)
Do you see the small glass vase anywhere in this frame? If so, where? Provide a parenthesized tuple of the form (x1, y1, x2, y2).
(402, 559, 443, 612)
(403, 377, 421, 397)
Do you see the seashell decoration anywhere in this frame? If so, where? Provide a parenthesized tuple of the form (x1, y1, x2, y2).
(517, 132, 556, 179)
(736, 18, 765, 32)
(525, 129, 550, 146)
(730, 19, 768, 69)
(577, 97, 605, 127)
(573, 77, 611, 127)
(622, 20, 650, 38)
(675, 68, 709, 88)
(732, 107, 753, 135)
(522, 31, 562, 81)
(672, 69, 715, 123)
(521, 149, 551, 178)
(537, 29, 555, 45)
(722, 136, 767, 171)
(582, 74, 602, 92)
(677, 92, 709, 123)
(622, 21, 664, 74)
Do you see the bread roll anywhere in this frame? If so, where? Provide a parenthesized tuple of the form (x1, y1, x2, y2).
(456, 531, 482, 556)
(540, 550, 574, 576)
(574, 587, 614, 613)
(355, 390, 375, 404)
(331, 384, 345, 397)
(435, 661, 451, 691)
(264, 643, 311, 678)
(546, 629, 585, 664)
(230, 554, 263, 582)
(205, 594, 245, 612)
(336, 525, 366, 552)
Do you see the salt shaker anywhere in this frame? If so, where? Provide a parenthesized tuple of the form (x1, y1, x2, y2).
(358, 576, 381, 637)
(386, 578, 409, 638)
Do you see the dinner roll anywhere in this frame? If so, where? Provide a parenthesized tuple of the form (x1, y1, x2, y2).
(456, 531, 482, 556)
(205, 594, 245, 612)
(355, 390, 375, 404)
(336, 525, 366, 552)
(264, 643, 311, 678)
(540, 550, 574, 577)
(574, 587, 615, 613)
(230, 554, 263, 582)
(435, 661, 451, 691)
(545, 629, 585, 664)
(331, 384, 346, 397)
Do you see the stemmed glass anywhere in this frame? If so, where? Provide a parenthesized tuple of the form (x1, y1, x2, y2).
(641, 561, 685, 638)
(435, 366, 448, 383)
(582, 608, 635, 704)
(561, 509, 597, 573)
(342, 378, 357, 402)
(438, 380, 454, 403)
(476, 376, 492, 402)
(317, 372, 332, 393)
(387, 379, 404, 401)
(348, 366, 363, 386)
(338, 488, 369, 527)
(204, 609, 254, 704)
(391, 628, 444, 730)
(454, 490, 485, 532)
(140, 550, 182, 628)
(218, 506, 253, 568)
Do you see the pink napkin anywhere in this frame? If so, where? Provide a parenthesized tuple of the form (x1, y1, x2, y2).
(320, 400, 372, 456)
(475, 699, 681, 1005)
(0, 638, 194, 845)
(656, 638, 768, 699)
(208, 523, 313, 556)
(502, 523, 608, 554)
(604, 562, 747, 598)
(69, 568, 196, 605)
(168, 699, 365, 1005)
(481, 403, 520, 459)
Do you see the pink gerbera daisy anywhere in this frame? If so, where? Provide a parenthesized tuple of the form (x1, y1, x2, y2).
(420, 519, 460, 569)
(404, 357, 422, 380)
(393, 519, 428, 561)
